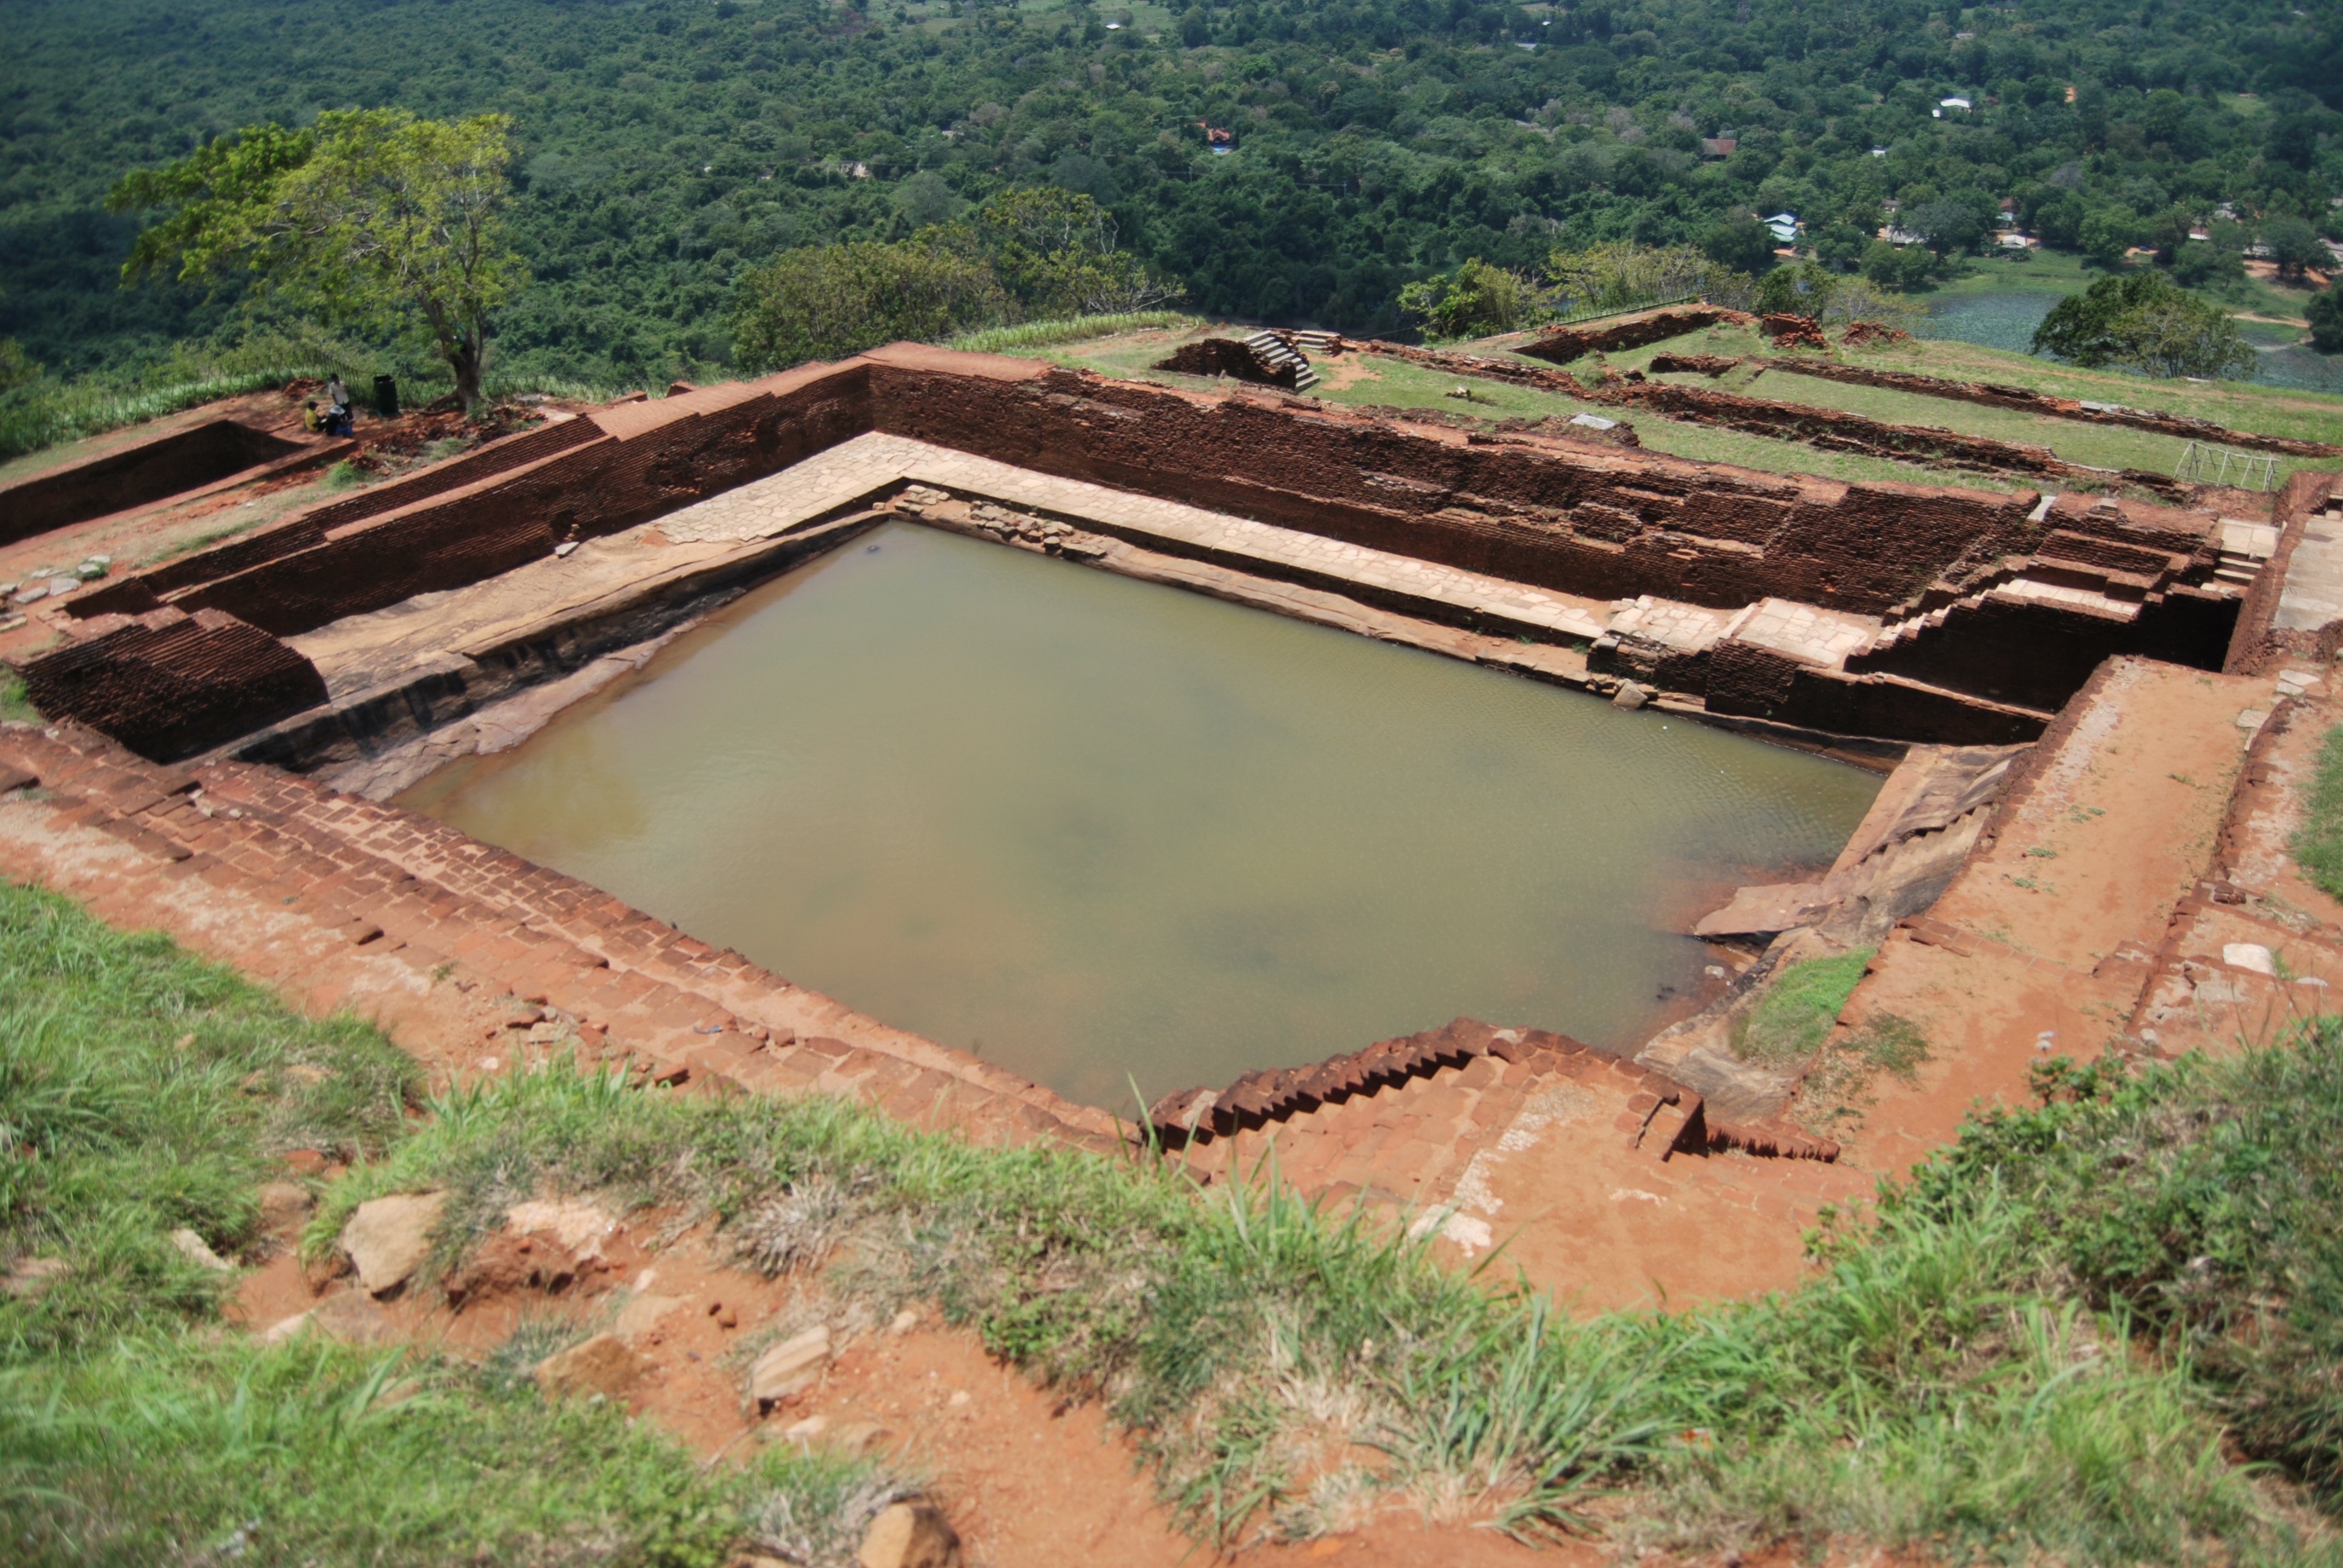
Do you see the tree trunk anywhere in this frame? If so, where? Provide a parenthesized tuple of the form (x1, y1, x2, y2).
(448, 335, 487, 420)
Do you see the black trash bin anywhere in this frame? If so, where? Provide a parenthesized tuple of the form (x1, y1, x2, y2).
(373, 374, 399, 418)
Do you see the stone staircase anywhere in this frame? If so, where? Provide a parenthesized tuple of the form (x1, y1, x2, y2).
(1243, 330, 1318, 391)
(2217, 517, 2279, 589)
(1863, 594, 1981, 658)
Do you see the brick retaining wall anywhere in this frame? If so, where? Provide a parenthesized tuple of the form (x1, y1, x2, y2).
(15, 345, 2249, 760)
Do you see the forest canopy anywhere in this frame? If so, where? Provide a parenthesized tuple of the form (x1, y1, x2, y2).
(0, 0, 2336, 391)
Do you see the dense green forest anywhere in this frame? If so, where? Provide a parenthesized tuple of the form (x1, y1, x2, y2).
(1, 0, 2338, 391)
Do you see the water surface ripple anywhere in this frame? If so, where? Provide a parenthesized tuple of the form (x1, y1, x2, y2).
(404, 523, 1879, 1108)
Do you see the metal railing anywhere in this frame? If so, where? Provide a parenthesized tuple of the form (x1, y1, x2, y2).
(2177, 440, 2280, 492)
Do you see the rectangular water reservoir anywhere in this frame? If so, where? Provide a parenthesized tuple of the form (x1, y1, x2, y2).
(401, 523, 1879, 1109)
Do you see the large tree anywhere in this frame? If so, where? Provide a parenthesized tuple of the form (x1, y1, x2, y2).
(2032, 272, 2257, 382)
(109, 110, 525, 417)
(730, 240, 1006, 373)
(729, 188, 1179, 374)
(2310, 286, 2343, 355)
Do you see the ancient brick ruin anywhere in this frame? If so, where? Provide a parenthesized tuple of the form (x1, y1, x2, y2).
(1, 337, 2338, 1323)
(18, 343, 2278, 763)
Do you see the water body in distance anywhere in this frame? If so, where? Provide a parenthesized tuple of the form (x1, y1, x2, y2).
(404, 523, 1879, 1109)
(1923, 290, 2343, 394)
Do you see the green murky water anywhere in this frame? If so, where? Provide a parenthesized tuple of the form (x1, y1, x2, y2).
(404, 523, 1879, 1109)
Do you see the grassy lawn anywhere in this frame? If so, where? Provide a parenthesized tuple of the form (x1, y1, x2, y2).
(1020, 314, 2341, 494)
(2292, 726, 2343, 903)
(1575, 314, 2343, 475)
(1023, 326, 2016, 491)
(0, 881, 912, 1568)
(1823, 320, 2343, 443)
(9, 876, 2343, 1561)
(1917, 246, 2104, 302)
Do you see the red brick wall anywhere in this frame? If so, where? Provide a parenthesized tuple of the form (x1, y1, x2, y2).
(19, 608, 329, 762)
(69, 414, 611, 619)
(1, 422, 305, 546)
(178, 368, 874, 637)
(870, 362, 2039, 615)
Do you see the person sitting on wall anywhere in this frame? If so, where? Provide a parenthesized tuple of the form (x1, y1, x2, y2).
(301, 398, 324, 434)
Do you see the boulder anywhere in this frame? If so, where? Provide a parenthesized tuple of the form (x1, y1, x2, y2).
(749, 1324, 833, 1408)
(266, 1289, 396, 1346)
(614, 1291, 689, 1344)
(171, 1229, 234, 1272)
(340, 1191, 450, 1296)
(1611, 681, 1650, 711)
(857, 1502, 962, 1568)
(1, 1256, 69, 1299)
(534, 1332, 647, 1400)
(257, 1181, 314, 1233)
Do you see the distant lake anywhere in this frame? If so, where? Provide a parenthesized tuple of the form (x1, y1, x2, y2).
(1919, 289, 2343, 396)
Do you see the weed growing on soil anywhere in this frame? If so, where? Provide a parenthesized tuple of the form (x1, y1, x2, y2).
(2292, 725, 2343, 902)
(0, 880, 931, 1568)
(0, 883, 415, 1356)
(1786, 1013, 1932, 1140)
(739, 1448, 926, 1568)
(0, 678, 40, 725)
(1733, 947, 1876, 1065)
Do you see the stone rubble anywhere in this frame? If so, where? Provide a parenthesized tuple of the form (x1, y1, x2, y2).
(749, 1323, 834, 1408)
(338, 1191, 450, 1296)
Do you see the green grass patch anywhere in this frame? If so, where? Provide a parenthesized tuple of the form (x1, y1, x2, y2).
(0, 881, 417, 1357)
(1734, 948, 1876, 1065)
(1916, 1041, 2343, 1510)
(0, 880, 917, 1567)
(949, 310, 1202, 355)
(1, 678, 41, 725)
(2292, 724, 2343, 903)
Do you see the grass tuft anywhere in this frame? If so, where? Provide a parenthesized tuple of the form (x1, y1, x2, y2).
(1734, 948, 1876, 1065)
(948, 311, 1202, 354)
(2292, 724, 2343, 903)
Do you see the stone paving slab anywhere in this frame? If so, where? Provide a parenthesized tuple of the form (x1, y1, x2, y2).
(1730, 596, 1884, 668)
(2277, 505, 2343, 633)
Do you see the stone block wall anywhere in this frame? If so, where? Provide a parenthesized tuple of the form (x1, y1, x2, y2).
(1848, 589, 2235, 714)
